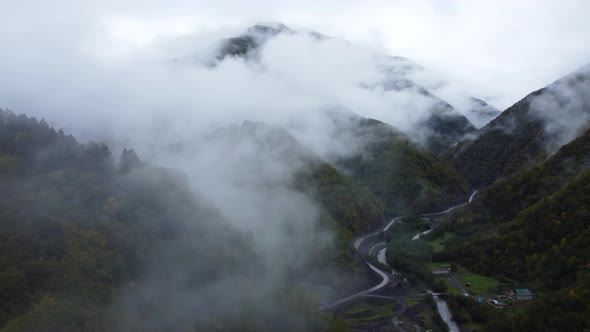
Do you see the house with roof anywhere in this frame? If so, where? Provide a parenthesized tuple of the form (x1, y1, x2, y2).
(509, 288, 534, 301)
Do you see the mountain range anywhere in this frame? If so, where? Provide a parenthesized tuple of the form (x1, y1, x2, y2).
(211, 23, 499, 155)
(447, 64, 590, 187)
(0, 22, 589, 332)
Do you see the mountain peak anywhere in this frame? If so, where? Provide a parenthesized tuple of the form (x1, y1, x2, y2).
(214, 23, 293, 61)
(245, 22, 292, 36)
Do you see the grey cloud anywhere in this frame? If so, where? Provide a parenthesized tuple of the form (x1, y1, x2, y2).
(530, 64, 590, 154)
(1, 1, 589, 328)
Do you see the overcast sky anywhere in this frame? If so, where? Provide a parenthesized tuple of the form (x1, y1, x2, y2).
(1, 0, 589, 110)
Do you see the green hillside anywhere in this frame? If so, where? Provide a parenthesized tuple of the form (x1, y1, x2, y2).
(337, 117, 470, 215)
(447, 66, 590, 187)
(464, 126, 590, 224)
(445, 89, 549, 187)
(293, 161, 385, 268)
(439, 126, 590, 289)
(436, 125, 590, 331)
(0, 111, 388, 330)
(0, 110, 264, 331)
(422, 100, 478, 155)
(222, 120, 387, 269)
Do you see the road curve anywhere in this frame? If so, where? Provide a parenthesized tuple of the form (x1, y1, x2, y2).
(411, 228, 432, 240)
(320, 190, 478, 312)
(321, 262, 390, 311)
(392, 298, 408, 332)
(421, 190, 478, 218)
(383, 216, 402, 232)
(377, 247, 389, 266)
(368, 242, 386, 256)
(354, 232, 376, 250)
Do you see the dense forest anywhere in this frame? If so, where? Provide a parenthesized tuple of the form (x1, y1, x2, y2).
(445, 88, 549, 187)
(447, 65, 590, 188)
(440, 169, 590, 289)
(1, 62, 588, 331)
(0, 107, 483, 331)
(439, 126, 590, 282)
(421, 100, 477, 155)
(0, 109, 389, 331)
(0, 109, 263, 330)
(467, 126, 590, 224)
(1, 8, 588, 331)
(435, 114, 590, 330)
(337, 117, 470, 215)
(293, 161, 385, 268)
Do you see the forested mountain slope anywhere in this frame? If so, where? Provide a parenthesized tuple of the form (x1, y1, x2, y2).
(440, 169, 590, 331)
(439, 120, 590, 286)
(436, 119, 590, 331)
(376, 76, 477, 155)
(293, 161, 385, 268)
(447, 64, 590, 187)
(462, 126, 590, 224)
(212, 23, 487, 155)
(446, 90, 549, 187)
(335, 116, 470, 215)
(0, 110, 262, 331)
(213, 120, 387, 268)
(0, 110, 389, 331)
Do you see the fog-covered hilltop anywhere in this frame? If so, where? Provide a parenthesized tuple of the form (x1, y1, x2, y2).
(424, 64, 590, 331)
(0, 109, 387, 331)
(1, 7, 589, 331)
(200, 23, 499, 154)
(0, 108, 478, 330)
(325, 113, 470, 214)
(447, 64, 590, 187)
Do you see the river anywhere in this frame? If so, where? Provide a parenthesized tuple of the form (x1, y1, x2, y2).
(433, 294, 460, 332)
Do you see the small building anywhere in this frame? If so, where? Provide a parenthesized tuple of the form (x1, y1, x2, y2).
(509, 288, 534, 301)
(486, 299, 507, 309)
(432, 269, 450, 276)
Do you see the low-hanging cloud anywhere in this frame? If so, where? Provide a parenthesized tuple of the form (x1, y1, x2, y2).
(2, 2, 589, 329)
(530, 64, 590, 154)
(1, 17, 417, 329)
(0, 18, 464, 159)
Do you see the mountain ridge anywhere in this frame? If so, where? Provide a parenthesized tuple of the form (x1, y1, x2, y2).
(447, 63, 590, 187)
(210, 23, 495, 154)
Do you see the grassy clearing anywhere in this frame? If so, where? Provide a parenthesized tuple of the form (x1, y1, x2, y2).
(436, 276, 462, 295)
(406, 297, 420, 307)
(428, 262, 502, 296)
(344, 303, 372, 315)
(372, 304, 396, 317)
(460, 273, 500, 295)
(428, 232, 455, 253)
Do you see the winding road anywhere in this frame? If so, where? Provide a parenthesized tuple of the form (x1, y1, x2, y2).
(320, 262, 391, 310)
(421, 190, 478, 218)
(320, 190, 478, 330)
